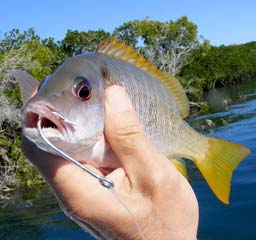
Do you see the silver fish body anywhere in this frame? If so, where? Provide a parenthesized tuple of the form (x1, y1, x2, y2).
(15, 40, 251, 204)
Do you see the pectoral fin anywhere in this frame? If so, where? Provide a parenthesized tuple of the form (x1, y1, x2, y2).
(8, 69, 39, 104)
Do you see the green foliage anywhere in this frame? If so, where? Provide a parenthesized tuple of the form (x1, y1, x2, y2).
(114, 16, 199, 47)
(0, 29, 68, 111)
(180, 41, 256, 94)
(42, 37, 67, 70)
(0, 28, 39, 53)
(14, 147, 44, 187)
(3, 84, 22, 106)
(167, 16, 198, 45)
(114, 17, 201, 76)
(114, 20, 140, 46)
(7, 137, 44, 186)
(60, 29, 110, 56)
(0, 123, 44, 188)
(0, 28, 66, 80)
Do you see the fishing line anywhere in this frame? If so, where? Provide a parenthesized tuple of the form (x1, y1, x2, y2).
(37, 117, 145, 240)
(110, 188, 146, 240)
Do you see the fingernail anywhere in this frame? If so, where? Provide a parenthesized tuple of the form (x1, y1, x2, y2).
(105, 86, 132, 112)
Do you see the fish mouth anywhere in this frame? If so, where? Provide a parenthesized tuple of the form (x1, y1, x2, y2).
(22, 102, 73, 136)
(25, 112, 61, 130)
(22, 101, 104, 160)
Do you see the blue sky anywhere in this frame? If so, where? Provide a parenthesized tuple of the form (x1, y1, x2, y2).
(1, 0, 255, 46)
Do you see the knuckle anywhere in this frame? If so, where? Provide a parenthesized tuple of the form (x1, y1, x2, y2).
(112, 118, 144, 143)
(150, 160, 181, 189)
(110, 121, 147, 156)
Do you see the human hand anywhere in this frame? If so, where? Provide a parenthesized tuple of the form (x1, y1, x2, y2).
(22, 85, 198, 240)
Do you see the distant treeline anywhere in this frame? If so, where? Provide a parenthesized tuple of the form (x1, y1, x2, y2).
(0, 17, 255, 190)
(1, 17, 256, 99)
(180, 42, 256, 100)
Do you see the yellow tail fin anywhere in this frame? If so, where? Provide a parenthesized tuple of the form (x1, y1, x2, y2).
(194, 137, 251, 204)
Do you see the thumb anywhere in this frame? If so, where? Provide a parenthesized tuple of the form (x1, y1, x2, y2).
(104, 85, 157, 180)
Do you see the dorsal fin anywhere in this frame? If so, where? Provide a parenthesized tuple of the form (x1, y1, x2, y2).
(8, 69, 39, 104)
(97, 39, 190, 118)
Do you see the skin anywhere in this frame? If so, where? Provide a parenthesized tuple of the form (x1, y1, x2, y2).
(22, 85, 199, 240)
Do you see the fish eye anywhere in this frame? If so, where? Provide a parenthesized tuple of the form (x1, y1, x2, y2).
(73, 76, 92, 101)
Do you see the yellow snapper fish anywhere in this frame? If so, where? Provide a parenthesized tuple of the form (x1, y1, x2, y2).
(12, 40, 250, 204)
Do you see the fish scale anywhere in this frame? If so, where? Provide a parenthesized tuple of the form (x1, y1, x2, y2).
(99, 55, 183, 155)
(99, 54, 203, 158)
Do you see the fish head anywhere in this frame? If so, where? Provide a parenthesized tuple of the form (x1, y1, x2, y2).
(13, 55, 116, 168)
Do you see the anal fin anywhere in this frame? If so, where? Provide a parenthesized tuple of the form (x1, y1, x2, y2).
(171, 158, 188, 179)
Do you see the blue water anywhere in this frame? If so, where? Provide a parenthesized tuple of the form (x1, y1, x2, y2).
(1, 81, 256, 239)
(191, 82, 256, 240)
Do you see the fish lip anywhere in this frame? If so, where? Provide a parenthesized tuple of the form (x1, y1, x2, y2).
(22, 101, 70, 134)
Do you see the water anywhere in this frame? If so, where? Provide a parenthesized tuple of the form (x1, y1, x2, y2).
(0, 188, 91, 240)
(1, 80, 256, 240)
(191, 80, 256, 240)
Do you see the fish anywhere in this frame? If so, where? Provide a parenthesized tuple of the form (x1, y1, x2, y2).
(11, 39, 251, 204)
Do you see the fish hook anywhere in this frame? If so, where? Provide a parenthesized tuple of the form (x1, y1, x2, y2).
(37, 117, 114, 189)
(37, 117, 146, 239)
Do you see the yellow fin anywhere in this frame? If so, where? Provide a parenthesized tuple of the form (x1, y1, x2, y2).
(194, 137, 251, 204)
(171, 158, 188, 178)
(97, 39, 190, 118)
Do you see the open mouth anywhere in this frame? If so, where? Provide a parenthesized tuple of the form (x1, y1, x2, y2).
(22, 108, 70, 144)
(24, 112, 60, 130)
(22, 101, 77, 135)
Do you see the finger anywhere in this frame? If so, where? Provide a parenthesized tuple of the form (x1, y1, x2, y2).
(106, 167, 126, 190)
(104, 85, 160, 180)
